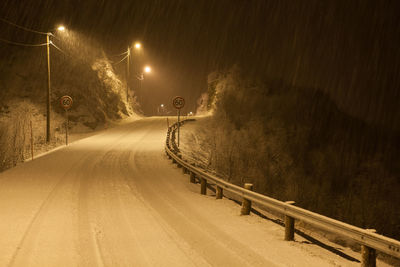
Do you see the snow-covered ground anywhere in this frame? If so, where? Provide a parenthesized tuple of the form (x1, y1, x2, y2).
(0, 116, 393, 266)
(25, 114, 143, 161)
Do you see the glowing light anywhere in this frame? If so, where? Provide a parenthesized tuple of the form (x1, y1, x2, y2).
(134, 43, 141, 49)
(144, 66, 151, 73)
(161, 104, 164, 107)
(57, 25, 65, 31)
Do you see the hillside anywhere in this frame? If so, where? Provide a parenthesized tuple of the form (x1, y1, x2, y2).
(0, 36, 140, 171)
(183, 67, 400, 241)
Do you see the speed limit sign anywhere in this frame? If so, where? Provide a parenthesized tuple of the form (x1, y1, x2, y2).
(60, 95, 73, 110)
(172, 96, 185, 109)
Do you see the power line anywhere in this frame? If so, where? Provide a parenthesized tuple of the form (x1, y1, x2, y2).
(112, 54, 129, 65)
(50, 40, 94, 67)
(0, 17, 48, 35)
(0, 37, 47, 47)
(50, 41, 67, 55)
(109, 50, 128, 57)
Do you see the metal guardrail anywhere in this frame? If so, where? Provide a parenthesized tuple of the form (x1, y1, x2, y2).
(165, 120, 400, 266)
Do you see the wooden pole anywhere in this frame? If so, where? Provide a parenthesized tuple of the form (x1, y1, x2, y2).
(361, 229, 377, 267)
(284, 201, 296, 241)
(216, 186, 223, 199)
(126, 46, 130, 102)
(200, 178, 207, 195)
(241, 183, 253, 215)
(190, 172, 196, 183)
(177, 154, 182, 168)
(361, 245, 376, 267)
(46, 33, 51, 143)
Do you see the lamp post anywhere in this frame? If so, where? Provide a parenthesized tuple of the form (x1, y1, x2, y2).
(45, 25, 66, 143)
(126, 46, 130, 102)
(136, 66, 151, 103)
(158, 104, 164, 115)
(46, 32, 51, 142)
(142, 66, 151, 91)
(126, 42, 142, 103)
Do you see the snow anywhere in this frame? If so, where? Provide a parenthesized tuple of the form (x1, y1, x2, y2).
(0, 117, 393, 266)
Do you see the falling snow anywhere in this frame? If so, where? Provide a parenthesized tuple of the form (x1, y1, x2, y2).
(0, 1, 399, 266)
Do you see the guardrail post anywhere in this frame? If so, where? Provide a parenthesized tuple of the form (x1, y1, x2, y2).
(361, 229, 377, 267)
(190, 172, 196, 183)
(284, 201, 295, 241)
(177, 154, 182, 168)
(216, 186, 223, 199)
(200, 178, 207, 195)
(241, 183, 253, 215)
(361, 245, 376, 267)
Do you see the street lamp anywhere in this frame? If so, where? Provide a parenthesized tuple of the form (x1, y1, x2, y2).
(135, 65, 151, 103)
(137, 66, 151, 88)
(126, 42, 143, 102)
(126, 46, 130, 102)
(45, 32, 51, 142)
(158, 104, 165, 115)
(44, 25, 66, 142)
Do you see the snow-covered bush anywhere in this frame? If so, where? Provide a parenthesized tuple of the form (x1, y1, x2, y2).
(0, 101, 33, 171)
(194, 66, 400, 239)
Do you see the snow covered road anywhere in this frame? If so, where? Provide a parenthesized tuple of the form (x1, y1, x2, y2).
(0, 117, 362, 266)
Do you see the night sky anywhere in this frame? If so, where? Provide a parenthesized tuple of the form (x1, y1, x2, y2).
(1, 0, 399, 128)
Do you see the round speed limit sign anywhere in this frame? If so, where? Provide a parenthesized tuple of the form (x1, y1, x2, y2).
(172, 96, 185, 110)
(60, 95, 73, 110)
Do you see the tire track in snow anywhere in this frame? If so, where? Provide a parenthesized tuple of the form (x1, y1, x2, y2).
(124, 122, 277, 267)
(76, 120, 159, 266)
(7, 151, 93, 267)
(7, 119, 150, 266)
(75, 122, 150, 266)
(117, 124, 211, 266)
(77, 151, 107, 267)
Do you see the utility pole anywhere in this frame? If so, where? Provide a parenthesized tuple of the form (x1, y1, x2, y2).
(46, 33, 51, 143)
(126, 46, 130, 103)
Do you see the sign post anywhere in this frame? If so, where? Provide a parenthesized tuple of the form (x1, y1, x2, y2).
(30, 120, 34, 160)
(60, 95, 73, 145)
(177, 109, 180, 146)
(172, 96, 185, 147)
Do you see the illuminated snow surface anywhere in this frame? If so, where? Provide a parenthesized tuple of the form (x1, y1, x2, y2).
(0, 117, 391, 266)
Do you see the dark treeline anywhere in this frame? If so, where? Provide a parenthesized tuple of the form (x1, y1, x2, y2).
(197, 66, 399, 240)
